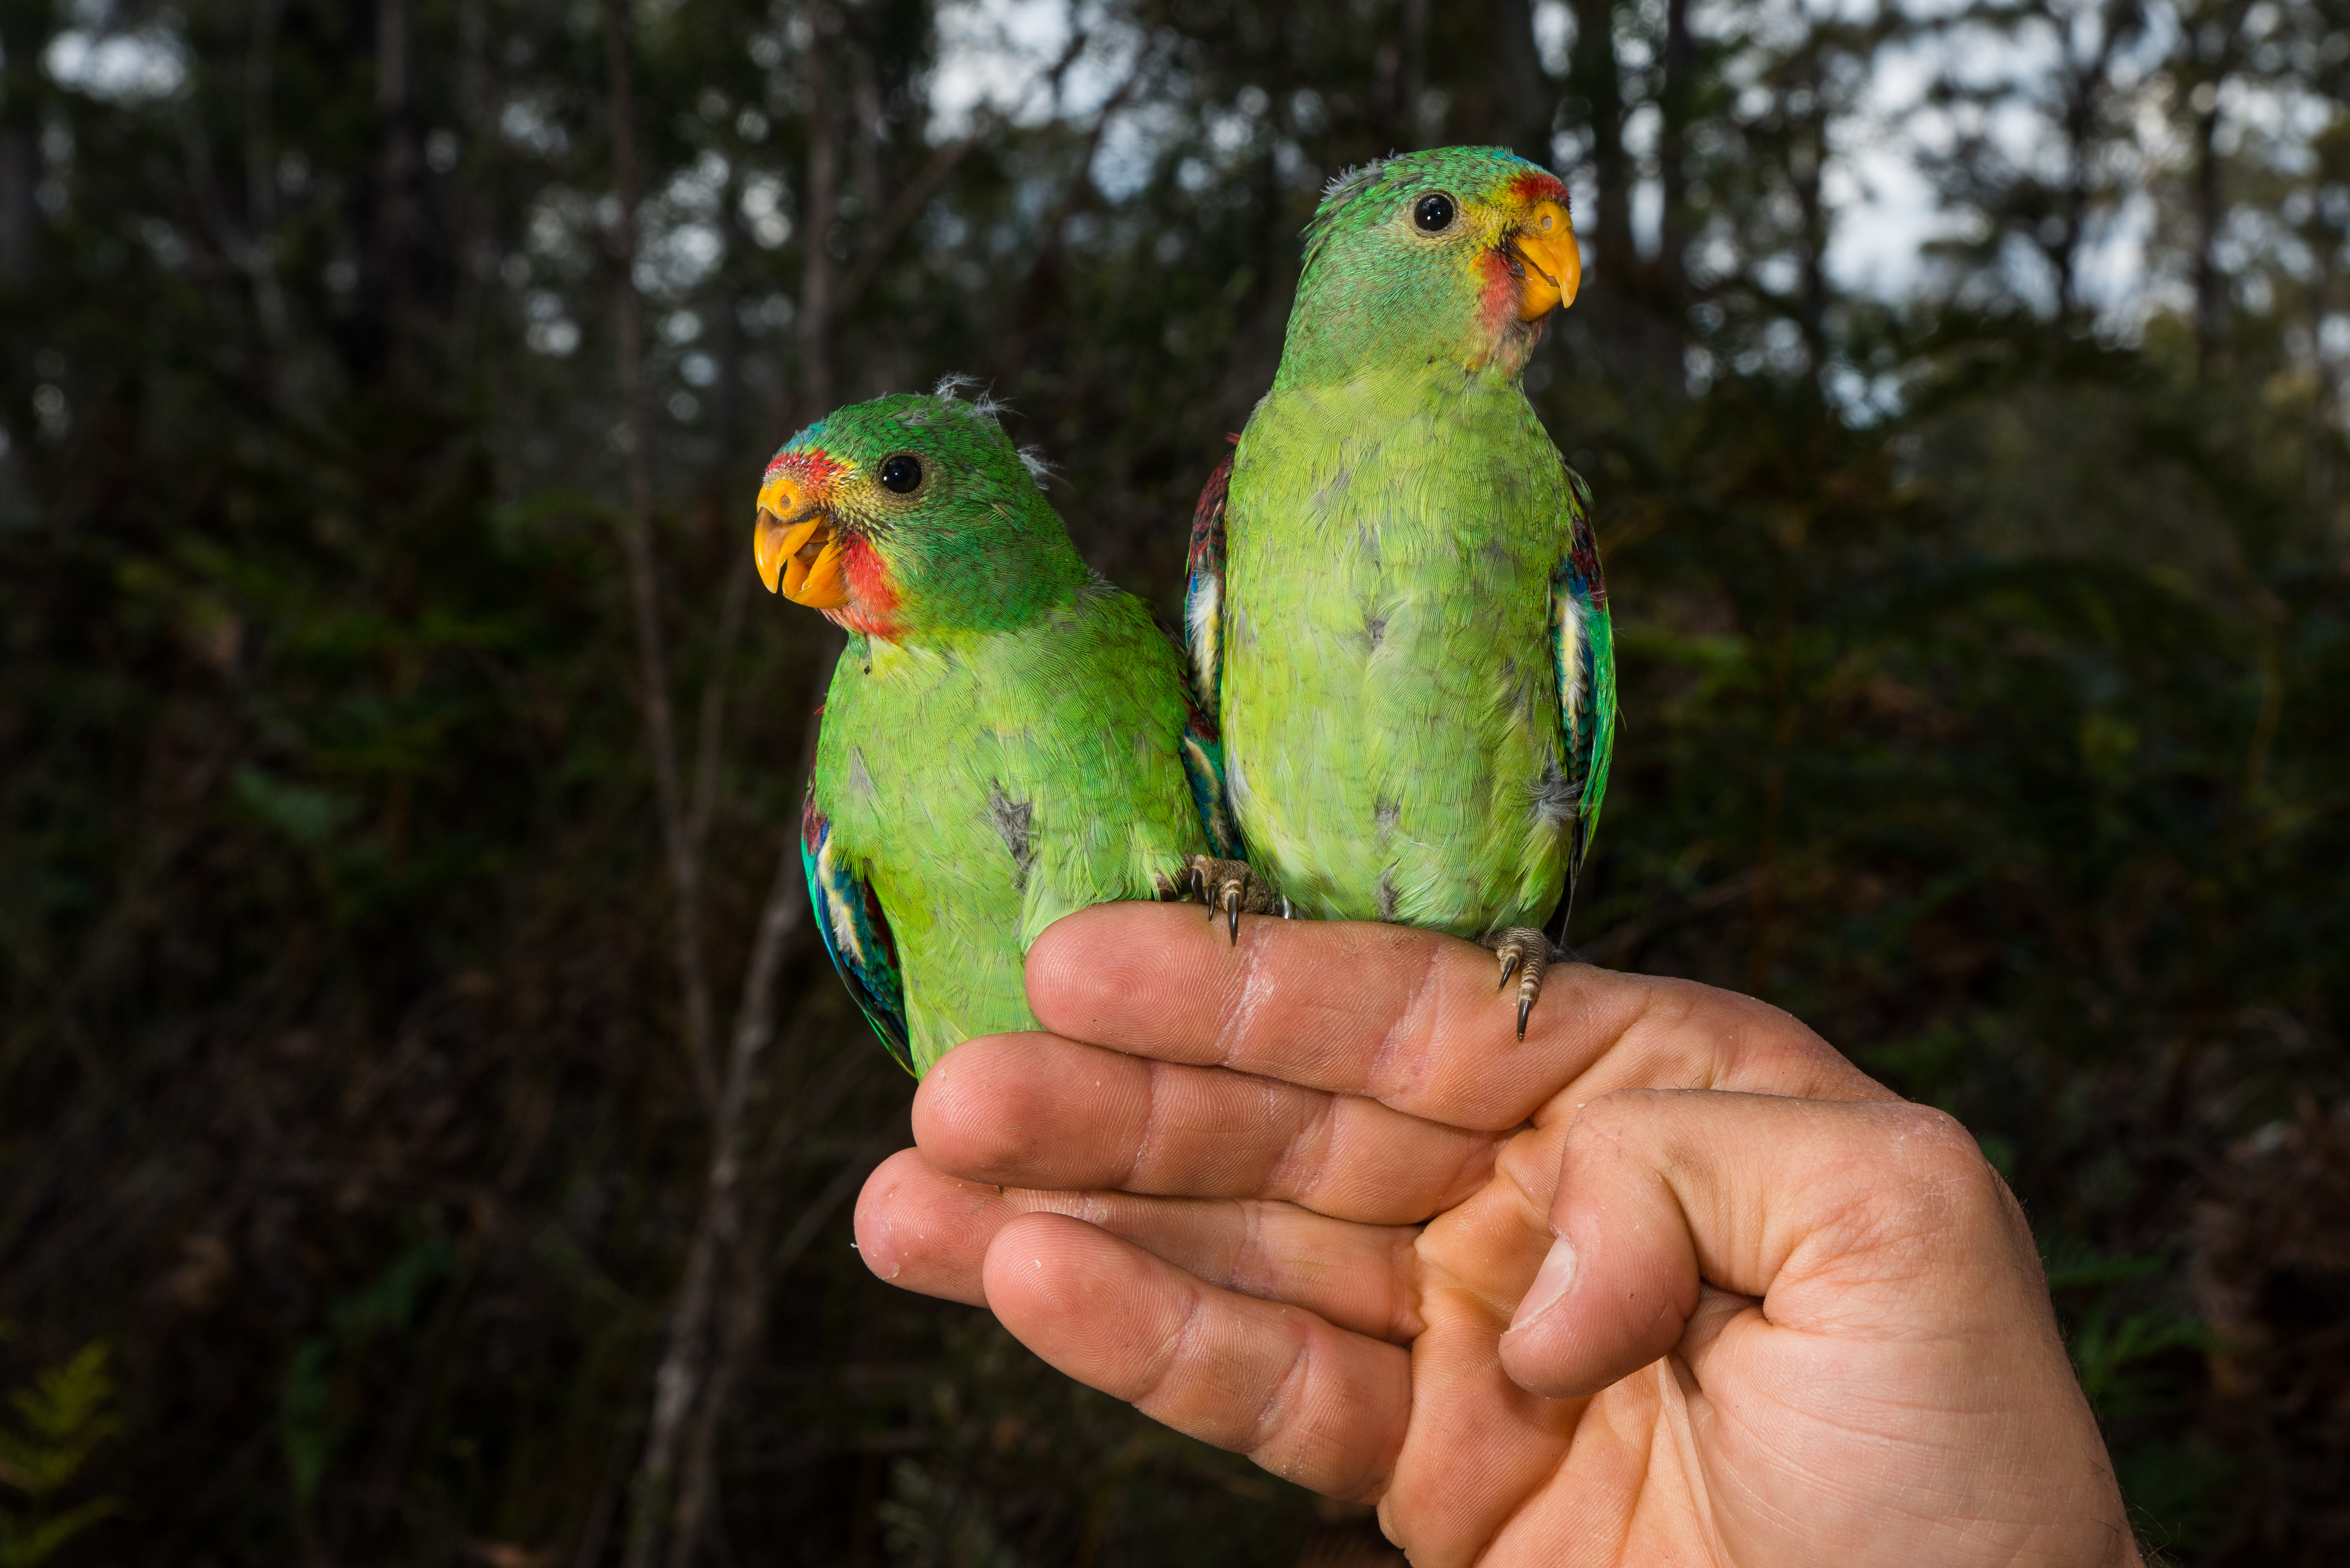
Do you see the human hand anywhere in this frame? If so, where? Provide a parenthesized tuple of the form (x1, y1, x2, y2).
(853, 904, 2137, 1567)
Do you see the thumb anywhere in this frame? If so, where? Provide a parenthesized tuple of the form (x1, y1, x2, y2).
(1497, 1089, 2038, 1399)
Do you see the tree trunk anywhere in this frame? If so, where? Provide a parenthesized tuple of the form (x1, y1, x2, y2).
(800, 0, 838, 415)
(2192, 97, 2225, 383)
(1656, 0, 1694, 307)
(1401, 0, 1430, 145)
(1488, 0, 1553, 165)
(1566, 0, 1632, 286)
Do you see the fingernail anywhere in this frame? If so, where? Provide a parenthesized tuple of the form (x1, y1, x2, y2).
(1507, 1235, 1578, 1334)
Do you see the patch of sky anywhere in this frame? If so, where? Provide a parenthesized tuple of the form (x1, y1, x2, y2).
(1205, 92, 1262, 161)
(501, 96, 571, 158)
(1532, 0, 1573, 76)
(43, 0, 188, 104)
(928, 0, 1144, 139)
(524, 289, 581, 356)
(928, 0, 2336, 357)
(740, 293, 795, 334)
(526, 187, 600, 275)
(740, 171, 793, 249)
(1823, 36, 1958, 300)
(1093, 100, 1187, 200)
(636, 223, 723, 298)
(1825, 360, 1908, 427)
(1273, 137, 1314, 192)
(635, 152, 730, 299)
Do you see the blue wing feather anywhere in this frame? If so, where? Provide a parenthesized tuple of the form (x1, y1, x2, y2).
(801, 787, 912, 1073)
(1181, 449, 1243, 859)
(1549, 466, 1617, 941)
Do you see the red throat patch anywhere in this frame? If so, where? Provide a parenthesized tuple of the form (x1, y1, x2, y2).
(829, 534, 902, 640)
(1476, 248, 1522, 333)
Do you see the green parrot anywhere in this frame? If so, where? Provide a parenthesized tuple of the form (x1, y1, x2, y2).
(756, 383, 1239, 1074)
(1184, 146, 1616, 1038)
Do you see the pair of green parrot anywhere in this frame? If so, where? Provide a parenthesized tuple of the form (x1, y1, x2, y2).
(752, 146, 1616, 1076)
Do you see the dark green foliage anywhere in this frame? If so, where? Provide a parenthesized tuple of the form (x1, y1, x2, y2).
(0, 1334, 120, 1566)
(1, 0, 2345, 1563)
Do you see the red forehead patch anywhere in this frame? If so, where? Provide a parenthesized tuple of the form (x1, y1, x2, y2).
(1505, 170, 1570, 210)
(762, 446, 849, 489)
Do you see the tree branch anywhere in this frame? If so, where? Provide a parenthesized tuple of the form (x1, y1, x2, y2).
(601, 0, 718, 1115)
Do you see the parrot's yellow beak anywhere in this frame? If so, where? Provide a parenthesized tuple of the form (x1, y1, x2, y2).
(754, 475, 852, 609)
(1510, 199, 1581, 320)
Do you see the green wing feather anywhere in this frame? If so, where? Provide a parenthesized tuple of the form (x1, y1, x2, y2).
(1182, 450, 1239, 858)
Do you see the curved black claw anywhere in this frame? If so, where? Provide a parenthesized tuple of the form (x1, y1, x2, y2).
(1483, 927, 1554, 1042)
(1185, 855, 1280, 946)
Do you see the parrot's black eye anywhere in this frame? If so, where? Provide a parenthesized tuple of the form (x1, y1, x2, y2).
(1413, 192, 1457, 234)
(878, 453, 923, 493)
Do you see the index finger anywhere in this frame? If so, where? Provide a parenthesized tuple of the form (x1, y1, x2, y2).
(1027, 903, 1880, 1131)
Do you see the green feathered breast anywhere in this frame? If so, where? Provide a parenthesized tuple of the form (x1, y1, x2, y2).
(1223, 376, 1580, 934)
(769, 388, 1219, 1076)
(1187, 146, 1616, 944)
(811, 591, 1209, 1072)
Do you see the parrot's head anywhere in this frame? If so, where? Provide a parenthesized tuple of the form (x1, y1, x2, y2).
(753, 382, 1087, 641)
(1281, 145, 1579, 385)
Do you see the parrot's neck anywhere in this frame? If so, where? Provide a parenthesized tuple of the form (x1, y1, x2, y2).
(1271, 272, 1547, 390)
(1254, 359, 1540, 446)
(853, 526, 1092, 641)
(850, 567, 1109, 659)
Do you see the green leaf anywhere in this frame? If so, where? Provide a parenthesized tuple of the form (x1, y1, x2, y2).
(231, 765, 357, 849)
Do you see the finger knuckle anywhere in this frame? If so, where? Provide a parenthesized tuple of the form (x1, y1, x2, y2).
(1570, 1085, 1674, 1137)
(1873, 1102, 2010, 1227)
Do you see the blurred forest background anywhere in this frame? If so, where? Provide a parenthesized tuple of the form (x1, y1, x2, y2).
(3, 0, 2349, 1560)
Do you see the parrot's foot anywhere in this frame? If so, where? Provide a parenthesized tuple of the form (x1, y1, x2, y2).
(1185, 855, 1283, 945)
(1483, 927, 1556, 1042)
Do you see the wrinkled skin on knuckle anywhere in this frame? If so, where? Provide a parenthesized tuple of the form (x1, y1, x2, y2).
(1802, 1103, 2027, 1298)
(1567, 1084, 1674, 1149)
